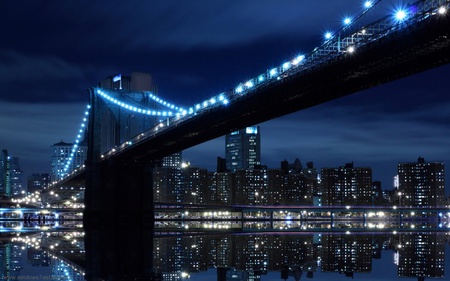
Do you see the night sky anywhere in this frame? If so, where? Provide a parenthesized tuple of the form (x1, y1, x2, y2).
(1, 1, 449, 191)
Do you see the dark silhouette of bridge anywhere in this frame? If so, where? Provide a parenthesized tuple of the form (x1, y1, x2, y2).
(38, 1, 450, 279)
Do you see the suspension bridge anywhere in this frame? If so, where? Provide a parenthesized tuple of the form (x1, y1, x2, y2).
(31, 0, 449, 215)
(23, 1, 450, 280)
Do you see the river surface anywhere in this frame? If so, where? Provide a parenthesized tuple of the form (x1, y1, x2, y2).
(1, 217, 449, 281)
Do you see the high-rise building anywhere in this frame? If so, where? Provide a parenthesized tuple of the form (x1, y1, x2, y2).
(51, 140, 87, 181)
(0, 150, 11, 197)
(0, 150, 23, 197)
(225, 126, 260, 172)
(8, 157, 23, 196)
(321, 162, 372, 206)
(397, 157, 445, 207)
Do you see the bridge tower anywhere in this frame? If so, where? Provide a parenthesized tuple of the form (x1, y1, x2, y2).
(84, 73, 173, 280)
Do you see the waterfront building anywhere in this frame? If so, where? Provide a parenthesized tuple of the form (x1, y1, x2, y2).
(50, 140, 87, 181)
(225, 126, 261, 172)
(321, 162, 372, 206)
(233, 167, 269, 205)
(153, 166, 182, 203)
(208, 172, 234, 206)
(268, 168, 285, 205)
(27, 173, 51, 194)
(397, 157, 445, 207)
(180, 165, 208, 204)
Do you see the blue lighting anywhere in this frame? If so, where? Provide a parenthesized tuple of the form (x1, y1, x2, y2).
(324, 32, 333, 40)
(364, 1, 372, 8)
(395, 9, 407, 21)
(97, 89, 176, 116)
(269, 68, 277, 77)
(343, 17, 352, 25)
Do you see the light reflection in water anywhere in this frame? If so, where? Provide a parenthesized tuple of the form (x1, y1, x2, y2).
(0, 220, 449, 280)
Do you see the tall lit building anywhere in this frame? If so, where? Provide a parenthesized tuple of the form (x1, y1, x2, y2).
(225, 126, 260, 172)
(0, 150, 23, 197)
(0, 149, 11, 197)
(321, 162, 372, 206)
(9, 157, 23, 196)
(51, 140, 87, 181)
(397, 157, 445, 207)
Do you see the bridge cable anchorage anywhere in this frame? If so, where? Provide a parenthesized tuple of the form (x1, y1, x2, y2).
(59, 104, 90, 180)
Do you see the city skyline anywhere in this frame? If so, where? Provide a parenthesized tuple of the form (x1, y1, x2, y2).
(1, 1, 449, 191)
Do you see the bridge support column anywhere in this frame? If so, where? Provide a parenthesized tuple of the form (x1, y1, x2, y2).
(84, 160, 156, 281)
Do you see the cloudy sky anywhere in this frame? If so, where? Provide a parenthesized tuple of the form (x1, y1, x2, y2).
(1, 1, 449, 190)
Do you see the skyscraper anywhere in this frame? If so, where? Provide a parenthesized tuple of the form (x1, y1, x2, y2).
(225, 126, 260, 172)
(0, 149, 11, 197)
(397, 157, 445, 207)
(9, 157, 23, 196)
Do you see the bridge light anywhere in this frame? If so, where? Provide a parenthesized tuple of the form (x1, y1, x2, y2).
(292, 55, 304, 65)
(324, 32, 333, 40)
(343, 17, 352, 25)
(438, 6, 447, 15)
(364, 1, 372, 8)
(245, 80, 254, 88)
(269, 68, 277, 77)
(282, 62, 290, 71)
(235, 85, 244, 93)
(258, 75, 265, 82)
(347, 46, 355, 53)
(395, 9, 407, 21)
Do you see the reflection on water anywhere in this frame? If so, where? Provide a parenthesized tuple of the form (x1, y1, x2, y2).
(0, 220, 449, 280)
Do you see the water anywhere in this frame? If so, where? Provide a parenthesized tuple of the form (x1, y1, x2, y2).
(1, 218, 449, 281)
